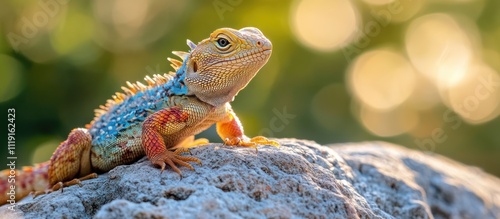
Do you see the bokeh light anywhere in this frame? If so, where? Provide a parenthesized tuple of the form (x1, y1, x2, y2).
(290, 0, 359, 52)
(8, 2, 63, 63)
(348, 49, 416, 110)
(92, 0, 188, 52)
(92, 0, 152, 51)
(405, 75, 442, 111)
(362, 0, 424, 23)
(358, 104, 418, 137)
(405, 13, 475, 89)
(447, 64, 500, 124)
(362, 0, 396, 6)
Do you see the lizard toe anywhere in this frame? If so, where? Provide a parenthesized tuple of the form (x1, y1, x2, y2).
(152, 150, 201, 177)
(249, 136, 280, 147)
(224, 136, 279, 148)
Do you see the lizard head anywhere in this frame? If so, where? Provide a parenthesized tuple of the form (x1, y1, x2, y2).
(184, 27, 272, 107)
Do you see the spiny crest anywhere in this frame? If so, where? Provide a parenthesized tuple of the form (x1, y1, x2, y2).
(169, 51, 188, 71)
(88, 40, 196, 125)
(92, 73, 175, 119)
(187, 39, 196, 50)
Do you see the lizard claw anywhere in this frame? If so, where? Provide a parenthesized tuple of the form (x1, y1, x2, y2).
(152, 149, 201, 178)
(223, 137, 257, 152)
(174, 147, 191, 155)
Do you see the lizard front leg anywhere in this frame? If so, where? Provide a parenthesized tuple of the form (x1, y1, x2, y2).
(33, 128, 97, 198)
(142, 106, 202, 176)
(216, 109, 279, 149)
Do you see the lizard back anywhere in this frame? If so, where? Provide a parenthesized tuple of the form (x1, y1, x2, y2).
(86, 49, 193, 171)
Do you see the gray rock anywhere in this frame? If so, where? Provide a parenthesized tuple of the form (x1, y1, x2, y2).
(1, 139, 499, 219)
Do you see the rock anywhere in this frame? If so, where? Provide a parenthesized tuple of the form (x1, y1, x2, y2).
(1, 139, 499, 219)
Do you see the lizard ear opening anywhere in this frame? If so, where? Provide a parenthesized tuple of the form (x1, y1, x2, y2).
(193, 61, 198, 73)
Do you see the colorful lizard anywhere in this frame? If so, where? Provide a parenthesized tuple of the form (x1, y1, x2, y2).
(0, 27, 278, 204)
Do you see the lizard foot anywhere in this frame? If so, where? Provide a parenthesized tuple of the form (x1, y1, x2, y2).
(31, 173, 98, 198)
(223, 136, 280, 151)
(151, 149, 201, 178)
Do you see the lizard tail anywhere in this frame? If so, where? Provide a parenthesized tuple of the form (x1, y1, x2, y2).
(0, 161, 50, 205)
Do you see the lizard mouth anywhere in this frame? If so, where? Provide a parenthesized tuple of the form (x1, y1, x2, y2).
(207, 49, 272, 68)
(262, 48, 272, 54)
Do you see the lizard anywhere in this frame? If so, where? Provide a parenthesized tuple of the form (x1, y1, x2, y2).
(0, 27, 278, 205)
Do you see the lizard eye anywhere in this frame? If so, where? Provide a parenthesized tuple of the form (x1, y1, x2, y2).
(216, 38, 230, 49)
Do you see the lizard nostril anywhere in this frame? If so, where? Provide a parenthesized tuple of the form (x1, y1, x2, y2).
(256, 41, 262, 47)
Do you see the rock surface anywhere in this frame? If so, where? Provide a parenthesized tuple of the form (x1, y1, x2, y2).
(1, 139, 499, 219)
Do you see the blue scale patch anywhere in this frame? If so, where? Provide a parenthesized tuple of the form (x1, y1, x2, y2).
(89, 58, 190, 146)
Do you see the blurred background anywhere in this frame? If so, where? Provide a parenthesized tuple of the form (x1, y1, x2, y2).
(0, 0, 499, 177)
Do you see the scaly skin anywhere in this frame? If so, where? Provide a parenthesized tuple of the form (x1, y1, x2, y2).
(0, 27, 278, 204)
